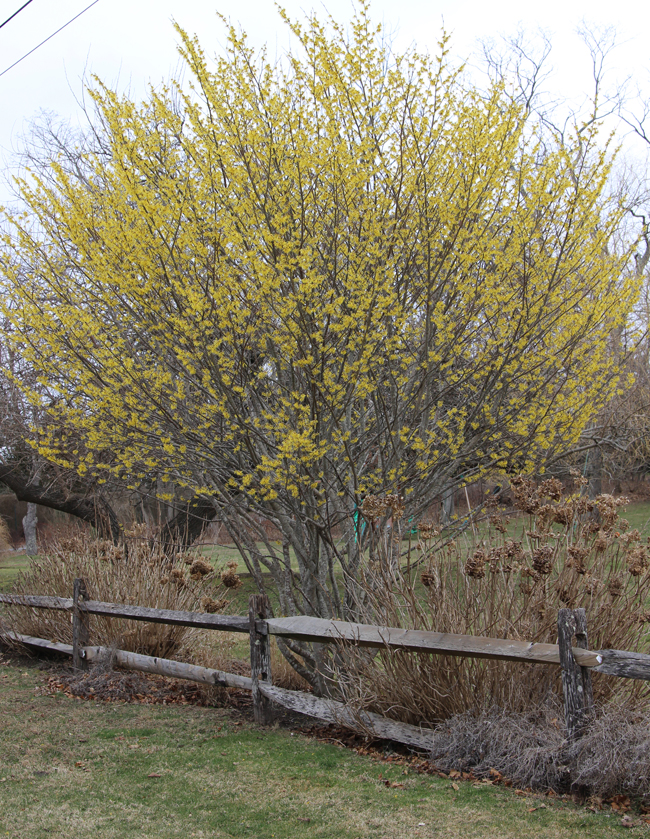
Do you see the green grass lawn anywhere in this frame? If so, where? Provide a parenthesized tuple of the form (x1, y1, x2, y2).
(0, 551, 29, 592)
(622, 502, 650, 535)
(0, 652, 645, 839)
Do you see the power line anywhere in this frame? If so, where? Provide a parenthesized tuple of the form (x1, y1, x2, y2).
(0, 0, 35, 31)
(0, 0, 100, 80)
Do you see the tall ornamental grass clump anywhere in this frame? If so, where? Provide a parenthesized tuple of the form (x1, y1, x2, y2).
(2, 527, 240, 658)
(336, 478, 650, 724)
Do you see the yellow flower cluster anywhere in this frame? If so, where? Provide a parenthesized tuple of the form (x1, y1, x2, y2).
(0, 2, 636, 517)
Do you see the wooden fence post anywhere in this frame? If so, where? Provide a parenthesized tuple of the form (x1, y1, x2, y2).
(249, 594, 272, 725)
(72, 578, 89, 672)
(558, 607, 594, 742)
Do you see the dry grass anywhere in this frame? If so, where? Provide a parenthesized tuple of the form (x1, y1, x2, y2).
(337, 478, 650, 724)
(429, 699, 650, 801)
(2, 526, 240, 659)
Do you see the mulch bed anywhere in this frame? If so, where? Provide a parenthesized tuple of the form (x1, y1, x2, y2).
(40, 667, 229, 706)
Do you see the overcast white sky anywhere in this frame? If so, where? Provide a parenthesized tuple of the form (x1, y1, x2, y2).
(0, 0, 648, 204)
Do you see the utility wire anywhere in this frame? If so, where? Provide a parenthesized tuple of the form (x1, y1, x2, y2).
(0, 0, 100, 80)
(0, 0, 35, 31)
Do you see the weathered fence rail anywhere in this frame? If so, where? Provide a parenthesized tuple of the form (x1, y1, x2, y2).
(2, 631, 254, 690)
(265, 615, 603, 667)
(0, 593, 250, 632)
(2, 585, 650, 747)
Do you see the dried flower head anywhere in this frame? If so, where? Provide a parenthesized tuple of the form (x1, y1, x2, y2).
(593, 534, 610, 554)
(189, 558, 214, 577)
(557, 586, 575, 606)
(538, 478, 564, 501)
(201, 596, 228, 614)
(170, 568, 186, 588)
(620, 528, 641, 546)
(465, 550, 487, 579)
(583, 521, 601, 537)
(221, 560, 242, 589)
(607, 577, 624, 598)
(385, 494, 405, 520)
(504, 540, 524, 561)
(583, 575, 602, 596)
(627, 547, 649, 577)
(594, 494, 629, 533)
(532, 546, 554, 575)
(490, 514, 508, 534)
(418, 522, 439, 540)
(551, 504, 574, 527)
(361, 494, 388, 519)
(510, 476, 541, 514)
(521, 566, 541, 583)
(569, 468, 589, 489)
(567, 546, 589, 575)
(487, 546, 503, 573)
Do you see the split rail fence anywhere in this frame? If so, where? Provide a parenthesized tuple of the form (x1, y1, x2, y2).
(2, 580, 650, 747)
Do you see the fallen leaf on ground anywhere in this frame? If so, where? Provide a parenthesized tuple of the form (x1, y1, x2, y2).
(610, 795, 631, 812)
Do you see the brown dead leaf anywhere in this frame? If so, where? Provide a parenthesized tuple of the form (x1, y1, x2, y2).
(449, 770, 461, 779)
(298, 817, 311, 823)
(610, 795, 631, 812)
(147, 773, 162, 778)
(451, 782, 459, 791)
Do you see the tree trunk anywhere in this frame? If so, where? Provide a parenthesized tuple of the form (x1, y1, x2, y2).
(441, 487, 455, 525)
(157, 496, 217, 550)
(22, 502, 38, 555)
(586, 445, 603, 499)
(0, 463, 121, 542)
